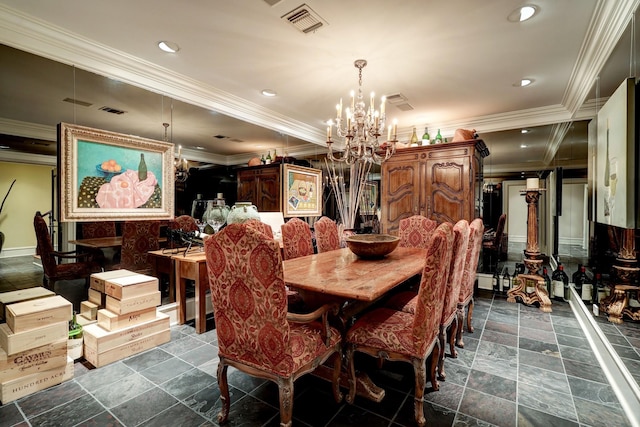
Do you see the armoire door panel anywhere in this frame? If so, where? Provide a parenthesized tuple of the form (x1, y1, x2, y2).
(431, 190, 465, 223)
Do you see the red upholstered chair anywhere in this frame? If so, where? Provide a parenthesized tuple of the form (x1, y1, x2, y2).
(113, 220, 160, 274)
(34, 212, 101, 290)
(281, 217, 314, 260)
(168, 215, 199, 232)
(81, 221, 117, 238)
(314, 216, 340, 253)
(456, 218, 484, 348)
(398, 215, 438, 248)
(244, 218, 274, 238)
(344, 222, 454, 427)
(386, 220, 469, 380)
(204, 224, 343, 427)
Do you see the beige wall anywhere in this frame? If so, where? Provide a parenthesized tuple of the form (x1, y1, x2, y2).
(0, 161, 54, 257)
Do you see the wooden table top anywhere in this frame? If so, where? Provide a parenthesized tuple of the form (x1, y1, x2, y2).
(283, 247, 426, 302)
(71, 236, 167, 249)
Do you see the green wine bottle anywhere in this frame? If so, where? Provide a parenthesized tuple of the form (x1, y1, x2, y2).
(421, 127, 430, 146)
(138, 153, 148, 181)
(410, 127, 419, 147)
(435, 129, 443, 144)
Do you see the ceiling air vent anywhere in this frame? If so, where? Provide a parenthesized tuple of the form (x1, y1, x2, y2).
(99, 106, 126, 115)
(63, 97, 92, 107)
(395, 103, 414, 111)
(385, 93, 408, 104)
(282, 4, 327, 34)
(213, 134, 228, 139)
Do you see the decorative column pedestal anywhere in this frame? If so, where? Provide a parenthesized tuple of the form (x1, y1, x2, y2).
(507, 180, 552, 312)
(600, 228, 639, 323)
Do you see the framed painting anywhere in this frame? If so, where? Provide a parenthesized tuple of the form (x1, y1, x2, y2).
(594, 78, 637, 229)
(359, 181, 378, 215)
(282, 164, 323, 218)
(58, 122, 174, 222)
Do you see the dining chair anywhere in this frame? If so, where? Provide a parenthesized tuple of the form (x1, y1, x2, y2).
(344, 222, 453, 427)
(113, 220, 160, 274)
(456, 218, 485, 348)
(168, 215, 199, 232)
(281, 217, 314, 260)
(81, 221, 117, 238)
(398, 214, 438, 248)
(314, 216, 340, 253)
(244, 218, 274, 238)
(33, 211, 101, 290)
(204, 223, 343, 427)
(386, 220, 469, 380)
(482, 213, 506, 272)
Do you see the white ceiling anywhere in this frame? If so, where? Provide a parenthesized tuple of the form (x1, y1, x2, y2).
(0, 0, 638, 176)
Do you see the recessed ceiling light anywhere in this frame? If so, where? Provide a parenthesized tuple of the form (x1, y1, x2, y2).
(0, 145, 9, 149)
(520, 144, 528, 148)
(513, 78, 533, 87)
(508, 5, 538, 22)
(261, 89, 277, 97)
(521, 129, 530, 134)
(194, 146, 205, 150)
(158, 41, 180, 53)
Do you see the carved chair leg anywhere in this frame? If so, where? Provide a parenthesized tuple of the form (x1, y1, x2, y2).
(455, 305, 465, 348)
(466, 298, 475, 333)
(216, 360, 230, 424)
(430, 341, 441, 391)
(331, 351, 343, 403)
(437, 325, 446, 381)
(277, 377, 294, 427)
(448, 319, 458, 359)
(412, 358, 427, 427)
(345, 345, 357, 404)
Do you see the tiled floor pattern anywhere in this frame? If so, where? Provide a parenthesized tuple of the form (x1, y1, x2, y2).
(0, 255, 638, 426)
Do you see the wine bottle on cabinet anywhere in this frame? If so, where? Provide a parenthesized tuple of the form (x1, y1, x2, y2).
(551, 264, 568, 302)
(410, 127, 419, 147)
(435, 129, 443, 144)
(421, 127, 430, 146)
(138, 153, 147, 181)
(265, 151, 272, 164)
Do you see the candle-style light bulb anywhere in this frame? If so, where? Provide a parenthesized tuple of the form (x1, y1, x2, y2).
(387, 125, 392, 141)
(380, 96, 386, 116)
(370, 92, 375, 112)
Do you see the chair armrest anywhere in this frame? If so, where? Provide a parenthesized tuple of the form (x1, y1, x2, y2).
(51, 250, 91, 261)
(287, 303, 340, 346)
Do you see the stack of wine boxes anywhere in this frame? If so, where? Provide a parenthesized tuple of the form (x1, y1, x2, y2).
(83, 270, 170, 368)
(0, 292, 74, 403)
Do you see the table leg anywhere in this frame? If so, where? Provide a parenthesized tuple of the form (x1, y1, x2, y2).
(175, 261, 187, 325)
(195, 263, 208, 334)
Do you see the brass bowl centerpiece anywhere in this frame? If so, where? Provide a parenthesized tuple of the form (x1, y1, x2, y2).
(345, 234, 400, 259)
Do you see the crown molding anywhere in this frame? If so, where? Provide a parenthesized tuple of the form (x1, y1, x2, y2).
(0, 117, 56, 141)
(0, 149, 55, 166)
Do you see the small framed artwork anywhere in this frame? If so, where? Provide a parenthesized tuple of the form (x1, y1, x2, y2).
(58, 122, 174, 222)
(282, 164, 323, 217)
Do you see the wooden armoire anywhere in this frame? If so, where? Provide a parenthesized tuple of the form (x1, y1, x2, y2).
(236, 163, 281, 211)
(380, 139, 488, 234)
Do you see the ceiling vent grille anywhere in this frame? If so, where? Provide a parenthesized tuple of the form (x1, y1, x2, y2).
(63, 97, 92, 107)
(99, 106, 126, 115)
(282, 4, 327, 34)
(385, 93, 408, 104)
(395, 103, 414, 111)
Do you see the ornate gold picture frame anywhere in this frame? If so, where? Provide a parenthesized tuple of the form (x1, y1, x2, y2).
(282, 164, 323, 218)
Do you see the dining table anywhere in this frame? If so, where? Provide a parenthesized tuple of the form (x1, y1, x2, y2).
(282, 246, 427, 402)
(69, 236, 167, 249)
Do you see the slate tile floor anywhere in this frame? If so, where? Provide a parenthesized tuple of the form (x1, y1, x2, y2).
(1, 255, 639, 427)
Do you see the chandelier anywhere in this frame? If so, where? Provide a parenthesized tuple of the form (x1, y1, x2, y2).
(163, 122, 189, 183)
(326, 59, 397, 165)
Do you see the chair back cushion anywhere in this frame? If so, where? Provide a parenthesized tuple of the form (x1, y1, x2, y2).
(81, 221, 117, 238)
(398, 215, 438, 248)
(119, 221, 160, 272)
(281, 218, 314, 260)
(33, 213, 56, 275)
(459, 218, 485, 304)
(441, 220, 470, 325)
(244, 219, 274, 239)
(413, 222, 454, 354)
(205, 224, 295, 375)
(169, 215, 199, 232)
(493, 213, 506, 245)
(314, 216, 340, 253)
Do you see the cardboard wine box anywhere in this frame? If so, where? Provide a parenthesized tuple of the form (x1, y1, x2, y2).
(105, 291, 161, 315)
(0, 288, 55, 320)
(90, 269, 136, 293)
(104, 273, 158, 300)
(0, 322, 69, 355)
(97, 307, 157, 331)
(0, 338, 67, 382)
(83, 312, 169, 353)
(0, 356, 73, 404)
(83, 329, 170, 368)
(6, 295, 72, 334)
